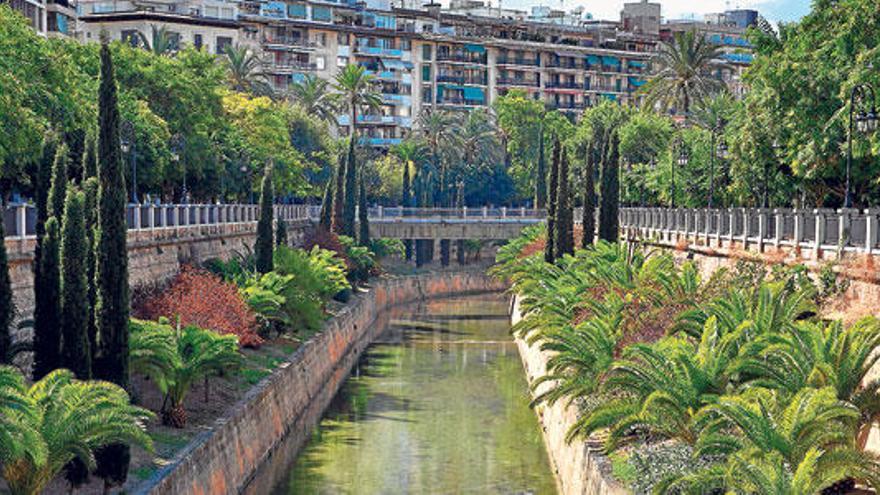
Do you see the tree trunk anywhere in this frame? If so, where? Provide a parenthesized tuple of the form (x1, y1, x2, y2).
(582, 143, 596, 248)
(554, 147, 574, 257)
(544, 140, 561, 263)
(598, 131, 620, 242)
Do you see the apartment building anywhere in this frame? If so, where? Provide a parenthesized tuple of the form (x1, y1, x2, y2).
(7, 0, 759, 147)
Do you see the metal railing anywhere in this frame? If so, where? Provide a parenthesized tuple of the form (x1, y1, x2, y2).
(367, 206, 546, 221)
(615, 207, 880, 255)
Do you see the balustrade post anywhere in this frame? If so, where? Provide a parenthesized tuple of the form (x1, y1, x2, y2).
(741, 208, 751, 250)
(758, 210, 767, 252)
(462, 206, 468, 219)
(520, 206, 526, 217)
(173, 205, 181, 228)
(15, 205, 26, 240)
(132, 205, 141, 230)
(501, 206, 507, 218)
(773, 209, 783, 247)
(727, 209, 735, 247)
(866, 209, 878, 255)
(838, 208, 855, 257)
(378, 205, 384, 219)
(148, 205, 155, 229)
(814, 209, 825, 260)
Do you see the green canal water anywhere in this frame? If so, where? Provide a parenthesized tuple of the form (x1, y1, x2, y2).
(260, 294, 556, 495)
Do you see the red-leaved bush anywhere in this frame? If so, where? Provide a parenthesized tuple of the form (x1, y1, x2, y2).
(303, 227, 351, 269)
(137, 266, 263, 348)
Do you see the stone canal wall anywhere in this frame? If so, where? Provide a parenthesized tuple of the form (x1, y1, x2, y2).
(511, 296, 628, 495)
(136, 270, 506, 495)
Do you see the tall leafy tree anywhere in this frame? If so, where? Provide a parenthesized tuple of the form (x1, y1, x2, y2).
(33, 217, 61, 380)
(535, 125, 547, 208)
(640, 30, 725, 116)
(331, 147, 346, 233)
(93, 39, 132, 490)
(393, 141, 423, 261)
(82, 176, 99, 354)
(333, 65, 381, 235)
(554, 147, 574, 257)
(545, 140, 560, 263)
(289, 74, 337, 122)
(275, 217, 287, 247)
(582, 142, 597, 248)
(598, 131, 621, 242)
(319, 174, 334, 229)
(60, 187, 91, 379)
(255, 166, 274, 273)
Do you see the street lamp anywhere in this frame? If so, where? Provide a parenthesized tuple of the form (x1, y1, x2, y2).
(170, 133, 186, 203)
(673, 138, 688, 208)
(845, 83, 878, 208)
(708, 121, 726, 210)
(769, 138, 783, 209)
(120, 120, 137, 203)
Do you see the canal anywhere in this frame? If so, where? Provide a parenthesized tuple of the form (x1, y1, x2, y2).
(249, 294, 556, 494)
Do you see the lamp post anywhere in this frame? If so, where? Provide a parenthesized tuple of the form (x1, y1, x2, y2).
(672, 138, 688, 208)
(170, 133, 186, 203)
(769, 138, 783, 209)
(120, 120, 137, 203)
(845, 83, 878, 208)
(708, 120, 726, 210)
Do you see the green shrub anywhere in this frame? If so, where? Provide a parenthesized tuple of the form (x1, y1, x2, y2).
(339, 235, 376, 282)
(274, 245, 349, 301)
(370, 238, 404, 259)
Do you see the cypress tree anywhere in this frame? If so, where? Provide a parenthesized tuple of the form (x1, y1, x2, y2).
(341, 138, 357, 237)
(33, 217, 61, 379)
(83, 134, 98, 180)
(33, 135, 56, 335)
(582, 143, 596, 248)
(276, 216, 287, 247)
(331, 149, 346, 233)
(93, 39, 131, 489)
(402, 160, 412, 261)
(60, 187, 91, 379)
(544, 139, 560, 263)
(357, 168, 370, 247)
(0, 210, 13, 364)
(255, 166, 274, 273)
(554, 147, 574, 257)
(65, 128, 86, 183)
(82, 177, 99, 357)
(49, 143, 69, 221)
(319, 173, 334, 230)
(598, 131, 620, 242)
(534, 125, 547, 209)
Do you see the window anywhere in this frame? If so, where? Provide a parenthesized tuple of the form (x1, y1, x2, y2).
(399, 39, 410, 51)
(288, 2, 306, 18)
(311, 6, 331, 22)
(421, 64, 431, 81)
(337, 56, 348, 67)
(313, 33, 326, 47)
(337, 33, 349, 45)
(422, 44, 432, 60)
(121, 30, 139, 46)
(422, 85, 432, 103)
(203, 6, 218, 17)
(193, 33, 203, 50)
(315, 56, 325, 70)
(216, 36, 232, 55)
(221, 7, 234, 19)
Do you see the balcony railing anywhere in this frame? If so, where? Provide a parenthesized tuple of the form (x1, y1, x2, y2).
(437, 97, 485, 106)
(496, 57, 541, 67)
(614, 207, 880, 256)
(436, 53, 487, 64)
(354, 45, 404, 57)
(497, 78, 541, 87)
(546, 101, 586, 110)
(436, 75, 488, 85)
(545, 81, 583, 89)
(546, 60, 582, 70)
(264, 61, 318, 73)
(261, 36, 315, 49)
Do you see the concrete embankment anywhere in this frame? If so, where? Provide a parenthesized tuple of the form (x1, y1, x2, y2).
(512, 296, 628, 495)
(136, 270, 505, 495)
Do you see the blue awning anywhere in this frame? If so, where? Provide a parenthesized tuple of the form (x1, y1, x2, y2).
(462, 87, 485, 101)
(629, 77, 646, 87)
(602, 56, 620, 67)
(464, 44, 486, 53)
(381, 58, 407, 70)
(628, 60, 645, 68)
(602, 93, 617, 101)
(586, 54, 600, 65)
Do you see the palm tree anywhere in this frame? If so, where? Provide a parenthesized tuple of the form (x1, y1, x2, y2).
(640, 30, 726, 116)
(415, 108, 463, 207)
(0, 367, 153, 495)
(137, 25, 177, 55)
(289, 74, 337, 122)
(222, 44, 273, 97)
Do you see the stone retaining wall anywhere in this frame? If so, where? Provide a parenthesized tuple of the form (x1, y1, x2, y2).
(511, 296, 628, 495)
(135, 270, 506, 495)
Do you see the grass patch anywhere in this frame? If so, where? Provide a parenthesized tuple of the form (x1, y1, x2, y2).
(240, 368, 272, 385)
(133, 465, 158, 481)
(149, 430, 191, 450)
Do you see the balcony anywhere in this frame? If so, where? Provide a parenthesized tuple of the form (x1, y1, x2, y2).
(381, 93, 412, 105)
(497, 78, 540, 87)
(354, 45, 404, 57)
(545, 81, 583, 90)
(437, 74, 487, 86)
(496, 57, 541, 67)
(546, 101, 586, 110)
(339, 115, 413, 127)
(361, 137, 403, 147)
(364, 70, 412, 83)
(264, 61, 318, 74)
(262, 36, 316, 51)
(546, 60, 582, 70)
(437, 97, 485, 107)
(436, 53, 487, 65)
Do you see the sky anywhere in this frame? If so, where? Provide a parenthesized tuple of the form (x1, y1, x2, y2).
(487, 0, 812, 24)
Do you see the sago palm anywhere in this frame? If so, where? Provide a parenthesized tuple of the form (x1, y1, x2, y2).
(415, 108, 463, 206)
(0, 367, 153, 495)
(640, 29, 726, 116)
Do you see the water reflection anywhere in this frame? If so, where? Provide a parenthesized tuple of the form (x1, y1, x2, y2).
(263, 295, 556, 495)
